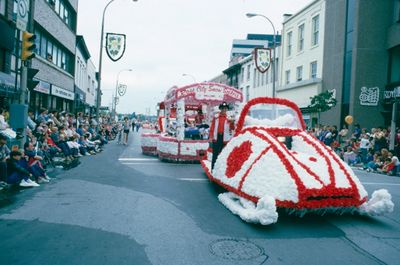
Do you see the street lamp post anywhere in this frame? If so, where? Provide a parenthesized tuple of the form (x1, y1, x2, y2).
(246, 13, 277, 98)
(182, 73, 197, 83)
(96, 0, 138, 123)
(113, 68, 132, 119)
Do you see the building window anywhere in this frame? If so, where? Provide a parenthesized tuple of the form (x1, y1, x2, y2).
(47, 0, 76, 31)
(246, 85, 250, 101)
(310, 61, 317, 78)
(261, 72, 265, 86)
(287, 31, 293, 56)
(247, 65, 251, 81)
(389, 45, 400, 83)
(296, 66, 303, 81)
(298, 24, 304, 52)
(35, 27, 74, 74)
(285, 70, 290, 85)
(47, 41, 53, 61)
(0, 0, 6, 15)
(312, 15, 320, 46)
(0, 49, 5, 72)
(240, 67, 244, 82)
(253, 69, 257, 87)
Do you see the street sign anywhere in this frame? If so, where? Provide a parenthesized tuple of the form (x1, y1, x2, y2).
(16, 0, 29, 31)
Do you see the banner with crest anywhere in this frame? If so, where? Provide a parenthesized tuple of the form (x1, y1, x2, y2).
(106, 33, 126, 62)
(117, 84, 127, 96)
(255, 48, 271, 73)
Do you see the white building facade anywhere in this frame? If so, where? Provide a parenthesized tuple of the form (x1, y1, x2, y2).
(75, 35, 97, 114)
(85, 60, 97, 108)
(278, 0, 326, 126)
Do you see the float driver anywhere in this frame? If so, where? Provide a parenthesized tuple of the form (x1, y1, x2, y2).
(210, 102, 234, 169)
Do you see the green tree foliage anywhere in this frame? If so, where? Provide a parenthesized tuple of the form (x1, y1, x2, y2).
(308, 90, 337, 113)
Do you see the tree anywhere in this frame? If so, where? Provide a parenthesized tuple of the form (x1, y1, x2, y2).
(307, 90, 337, 124)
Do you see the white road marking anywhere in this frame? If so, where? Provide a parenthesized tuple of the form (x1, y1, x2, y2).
(178, 178, 209, 182)
(118, 158, 158, 161)
(121, 162, 186, 166)
(363, 182, 400, 186)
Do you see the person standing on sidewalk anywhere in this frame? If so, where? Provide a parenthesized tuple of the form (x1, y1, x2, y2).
(210, 102, 234, 169)
(0, 134, 10, 183)
(123, 117, 130, 145)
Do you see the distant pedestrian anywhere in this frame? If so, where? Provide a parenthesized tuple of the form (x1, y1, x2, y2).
(123, 117, 130, 145)
(116, 122, 123, 144)
(131, 119, 136, 132)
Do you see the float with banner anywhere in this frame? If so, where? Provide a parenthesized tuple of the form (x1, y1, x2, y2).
(148, 82, 243, 162)
(201, 97, 394, 225)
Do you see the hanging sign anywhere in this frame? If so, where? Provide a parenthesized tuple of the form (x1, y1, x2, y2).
(254, 48, 271, 73)
(117, 84, 127, 96)
(359, 86, 379, 106)
(105, 33, 126, 62)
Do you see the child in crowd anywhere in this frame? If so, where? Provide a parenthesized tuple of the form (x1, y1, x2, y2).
(6, 150, 39, 187)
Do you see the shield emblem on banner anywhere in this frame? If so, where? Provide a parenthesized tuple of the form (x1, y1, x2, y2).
(106, 33, 126, 62)
(255, 48, 271, 73)
(118, 84, 127, 96)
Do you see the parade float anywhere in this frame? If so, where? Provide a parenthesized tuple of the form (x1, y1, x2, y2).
(155, 82, 243, 162)
(201, 97, 394, 225)
(140, 102, 165, 156)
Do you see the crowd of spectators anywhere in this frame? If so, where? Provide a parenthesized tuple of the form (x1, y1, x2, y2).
(308, 124, 400, 176)
(1, 107, 118, 189)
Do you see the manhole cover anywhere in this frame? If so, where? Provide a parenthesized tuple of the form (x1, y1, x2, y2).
(209, 239, 266, 261)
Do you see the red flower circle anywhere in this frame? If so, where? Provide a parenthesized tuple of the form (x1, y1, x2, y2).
(226, 141, 253, 178)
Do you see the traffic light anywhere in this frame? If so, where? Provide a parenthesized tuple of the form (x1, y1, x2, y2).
(27, 67, 39, 91)
(21, 31, 36, 61)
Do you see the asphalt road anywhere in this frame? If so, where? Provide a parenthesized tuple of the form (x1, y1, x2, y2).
(1, 131, 399, 265)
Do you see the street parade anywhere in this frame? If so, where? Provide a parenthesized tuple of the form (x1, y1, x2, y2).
(0, 0, 399, 264)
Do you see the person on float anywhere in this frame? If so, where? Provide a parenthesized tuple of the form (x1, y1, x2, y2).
(195, 109, 204, 126)
(210, 102, 234, 169)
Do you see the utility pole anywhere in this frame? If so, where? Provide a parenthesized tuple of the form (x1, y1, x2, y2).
(12, 0, 36, 148)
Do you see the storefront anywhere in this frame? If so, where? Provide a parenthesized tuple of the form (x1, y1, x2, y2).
(50, 85, 74, 112)
(0, 72, 17, 108)
(29, 79, 51, 113)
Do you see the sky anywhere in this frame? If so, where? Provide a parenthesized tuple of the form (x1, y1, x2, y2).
(77, 0, 312, 115)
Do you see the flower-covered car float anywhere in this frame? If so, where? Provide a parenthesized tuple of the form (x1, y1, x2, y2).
(201, 97, 394, 225)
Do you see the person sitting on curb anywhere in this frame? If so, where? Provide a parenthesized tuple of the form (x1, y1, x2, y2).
(6, 150, 39, 187)
(24, 142, 51, 183)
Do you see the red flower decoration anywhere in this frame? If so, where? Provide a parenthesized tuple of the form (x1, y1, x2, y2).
(226, 141, 253, 178)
